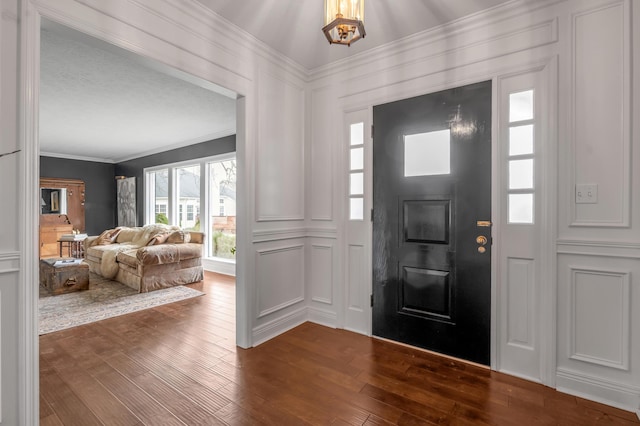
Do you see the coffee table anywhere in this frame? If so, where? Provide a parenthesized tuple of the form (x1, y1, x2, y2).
(39, 258, 90, 295)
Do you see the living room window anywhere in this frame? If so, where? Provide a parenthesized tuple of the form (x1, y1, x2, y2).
(208, 159, 236, 259)
(144, 153, 236, 262)
(147, 169, 169, 224)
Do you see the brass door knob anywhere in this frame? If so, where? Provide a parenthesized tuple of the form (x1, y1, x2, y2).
(478, 246, 486, 253)
(476, 236, 488, 245)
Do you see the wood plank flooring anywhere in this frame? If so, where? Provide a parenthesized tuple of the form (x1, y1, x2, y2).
(40, 271, 640, 425)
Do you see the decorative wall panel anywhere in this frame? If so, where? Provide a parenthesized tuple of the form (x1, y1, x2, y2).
(571, 1, 630, 226)
(570, 267, 630, 370)
(255, 244, 304, 318)
(507, 258, 535, 349)
(310, 87, 334, 221)
(347, 244, 365, 313)
(256, 70, 305, 221)
(310, 243, 333, 304)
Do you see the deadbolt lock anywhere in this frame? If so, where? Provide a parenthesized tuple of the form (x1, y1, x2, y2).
(478, 246, 486, 254)
(476, 236, 488, 245)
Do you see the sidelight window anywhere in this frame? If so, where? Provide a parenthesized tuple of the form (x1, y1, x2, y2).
(507, 89, 535, 224)
(349, 122, 365, 220)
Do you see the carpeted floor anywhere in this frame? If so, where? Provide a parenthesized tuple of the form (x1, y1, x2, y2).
(39, 273, 204, 335)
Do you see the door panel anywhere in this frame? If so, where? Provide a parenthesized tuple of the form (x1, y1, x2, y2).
(372, 81, 492, 365)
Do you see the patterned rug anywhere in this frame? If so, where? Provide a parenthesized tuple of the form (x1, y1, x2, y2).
(39, 273, 204, 335)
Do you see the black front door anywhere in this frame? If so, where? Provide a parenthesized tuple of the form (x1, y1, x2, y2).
(372, 81, 492, 365)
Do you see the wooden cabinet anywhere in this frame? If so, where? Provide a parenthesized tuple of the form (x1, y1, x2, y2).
(39, 215, 73, 259)
(39, 178, 86, 259)
(40, 177, 85, 232)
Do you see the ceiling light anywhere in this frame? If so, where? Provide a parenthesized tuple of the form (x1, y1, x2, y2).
(322, 0, 365, 46)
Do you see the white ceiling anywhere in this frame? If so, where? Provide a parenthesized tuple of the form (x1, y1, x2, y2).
(196, 0, 513, 70)
(40, 1, 514, 163)
(40, 25, 237, 163)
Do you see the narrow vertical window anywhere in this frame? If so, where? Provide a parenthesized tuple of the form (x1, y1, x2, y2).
(208, 159, 236, 259)
(176, 165, 201, 230)
(349, 122, 365, 220)
(507, 89, 535, 224)
(148, 169, 168, 224)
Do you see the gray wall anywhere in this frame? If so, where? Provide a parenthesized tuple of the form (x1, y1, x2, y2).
(40, 135, 235, 234)
(115, 135, 236, 226)
(40, 156, 116, 235)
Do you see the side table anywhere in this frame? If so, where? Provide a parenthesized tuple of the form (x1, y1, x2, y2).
(58, 235, 87, 259)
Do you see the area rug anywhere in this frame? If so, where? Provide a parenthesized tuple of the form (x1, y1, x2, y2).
(39, 273, 204, 335)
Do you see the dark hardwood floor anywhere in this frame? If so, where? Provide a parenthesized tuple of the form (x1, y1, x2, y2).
(40, 271, 640, 425)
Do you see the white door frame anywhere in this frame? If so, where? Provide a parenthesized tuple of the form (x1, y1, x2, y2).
(19, 2, 253, 423)
(340, 57, 557, 382)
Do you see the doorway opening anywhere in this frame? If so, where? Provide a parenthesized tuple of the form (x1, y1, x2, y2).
(31, 13, 247, 402)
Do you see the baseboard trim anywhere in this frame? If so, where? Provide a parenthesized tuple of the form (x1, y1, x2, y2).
(202, 258, 236, 277)
(556, 368, 640, 414)
(251, 307, 307, 347)
(307, 306, 337, 328)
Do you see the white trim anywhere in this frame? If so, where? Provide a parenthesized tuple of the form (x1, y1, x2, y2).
(556, 368, 640, 414)
(310, 0, 562, 79)
(19, 2, 41, 424)
(0, 252, 20, 275)
(308, 307, 338, 328)
(20, 3, 255, 422)
(490, 76, 500, 371)
(39, 151, 115, 163)
(143, 151, 236, 173)
(114, 128, 236, 163)
(252, 228, 307, 243)
(202, 257, 235, 277)
(251, 307, 307, 347)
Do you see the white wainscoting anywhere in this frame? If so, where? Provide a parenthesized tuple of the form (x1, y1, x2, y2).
(252, 241, 307, 345)
(309, 243, 333, 305)
(569, 266, 630, 371)
(255, 243, 305, 318)
(506, 257, 535, 350)
(345, 244, 366, 331)
(557, 250, 639, 414)
(0, 253, 19, 275)
(307, 231, 339, 329)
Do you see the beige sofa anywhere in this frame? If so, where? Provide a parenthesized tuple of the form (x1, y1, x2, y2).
(84, 224, 204, 293)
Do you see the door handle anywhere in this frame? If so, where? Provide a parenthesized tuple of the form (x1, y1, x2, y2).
(476, 235, 488, 254)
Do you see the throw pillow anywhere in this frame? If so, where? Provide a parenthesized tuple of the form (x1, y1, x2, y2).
(147, 232, 170, 246)
(93, 228, 121, 246)
(166, 230, 191, 244)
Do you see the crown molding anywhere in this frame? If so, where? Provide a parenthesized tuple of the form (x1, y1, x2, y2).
(309, 0, 564, 80)
(40, 151, 115, 164)
(170, 0, 309, 82)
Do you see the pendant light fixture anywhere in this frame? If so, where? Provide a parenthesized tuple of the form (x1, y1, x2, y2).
(322, 0, 365, 46)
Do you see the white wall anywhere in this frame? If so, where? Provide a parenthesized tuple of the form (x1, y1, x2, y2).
(306, 0, 639, 416)
(1, 2, 24, 423)
(9, 0, 309, 422)
(3, 0, 639, 422)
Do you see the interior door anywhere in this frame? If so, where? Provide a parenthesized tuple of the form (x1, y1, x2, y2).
(372, 81, 492, 365)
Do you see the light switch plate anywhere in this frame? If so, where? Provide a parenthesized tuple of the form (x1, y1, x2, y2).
(576, 184, 598, 204)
